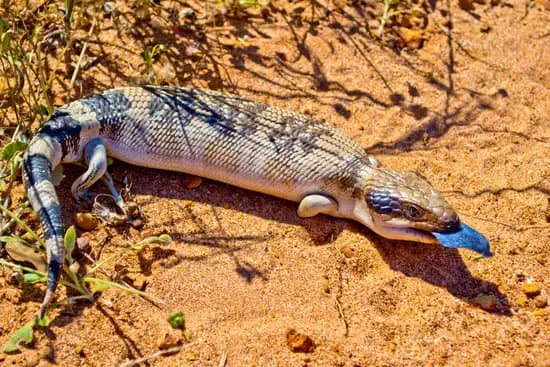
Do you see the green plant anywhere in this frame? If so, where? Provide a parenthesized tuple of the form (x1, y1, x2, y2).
(0, 220, 171, 352)
(64, 0, 75, 33)
(2, 316, 49, 353)
(378, 0, 394, 37)
(0, 16, 55, 132)
(143, 44, 167, 76)
(168, 311, 186, 330)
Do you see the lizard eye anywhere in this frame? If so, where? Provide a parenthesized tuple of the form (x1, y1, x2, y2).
(403, 204, 422, 220)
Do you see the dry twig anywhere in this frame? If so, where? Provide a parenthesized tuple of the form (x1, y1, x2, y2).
(120, 341, 200, 367)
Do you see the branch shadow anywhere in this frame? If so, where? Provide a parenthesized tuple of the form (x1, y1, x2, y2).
(95, 304, 146, 362)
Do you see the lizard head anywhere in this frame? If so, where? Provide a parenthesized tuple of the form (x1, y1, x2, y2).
(351, 168, 491, 256)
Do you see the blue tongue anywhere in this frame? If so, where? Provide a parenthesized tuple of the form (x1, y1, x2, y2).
(432, 223, 492, 257)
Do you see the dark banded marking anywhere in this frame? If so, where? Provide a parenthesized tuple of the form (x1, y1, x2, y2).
(23, 151, 64, 317)
(40, 112, 82, 159)
(23, 153, 51, 187)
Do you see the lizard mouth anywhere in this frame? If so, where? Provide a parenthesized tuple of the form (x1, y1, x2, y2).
(376, 223, 492, 257)
(377, 225, 438, 244)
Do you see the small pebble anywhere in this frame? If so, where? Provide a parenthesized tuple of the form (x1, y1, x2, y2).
(75, 344, 85, 357)
(77, 237, 90, 251)
(8, 270, 23, 286)
(185, 176, 202, 189)
(514, 272, 526, 282)
(522, 283, 542, 298)
(129, 274, 147, 291)
(516, 296, 529, 308)
(442, 18, 453, 29)
(179, 7, 196, 21)
(185, 46, 202, 57)
(471, 294, 497, 311)
(103, 2, 116, 14)
(135, 6, 150, 20)
(322, 276, 330, 295)
(69, 262, 80, 274)
(156, 330, 184, 350)
(534, 295, 547, 308)
(397, 27, 423, 49)
(149, 18, 163, 30)
(157, 63, 177, 85)
(184, 351, 197, 361)
(24, 352, 41, 367)
(286, 328, 315, 353)
(339, 244, 356, 258)
(3, 288, 20, 303)
(480, 23, 492, 33)
(164, 255, 179, 269)
(129, 218, 144, 228)
(75, 212, 98, 231)
(459, 0, 475, 10)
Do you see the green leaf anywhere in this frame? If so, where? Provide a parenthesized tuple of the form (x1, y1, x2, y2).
(131, 243, 143, 250)
(0, 235, 31, 246)
(167, 311, 186, 330)
(131, 234, 172, 250)
(89, 279, 111, 293)
(35, 316, 50, 328)
(64, 226, 76, 262)
(2, 141, 28, 161)
(238, 0, 258, 7)
(34, 104, 49, 116)
(0, 29, 11, 54)
(22, 273, 44, 284)
(0, 17, 8, 33)
(143, 47, 153, 62)
(2, 322, 34, 353)
(9, 152, 23, 177)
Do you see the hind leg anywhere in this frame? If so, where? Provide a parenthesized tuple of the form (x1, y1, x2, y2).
(100, 171, 126, 213)
(71, 138, 108, 202)
(71, 138, 126, 213)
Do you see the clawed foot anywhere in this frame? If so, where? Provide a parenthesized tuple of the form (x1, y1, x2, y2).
(74, 190, 97, 208)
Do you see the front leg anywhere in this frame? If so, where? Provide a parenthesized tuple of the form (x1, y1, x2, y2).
(297, 194, 338, 218)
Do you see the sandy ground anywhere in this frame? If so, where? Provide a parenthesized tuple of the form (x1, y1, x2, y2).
(0, 0, 549, 365)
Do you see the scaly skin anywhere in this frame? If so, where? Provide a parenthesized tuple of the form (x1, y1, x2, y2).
(23, 86, 460, 317)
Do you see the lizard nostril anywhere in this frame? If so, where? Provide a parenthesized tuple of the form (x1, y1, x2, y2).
(440, 211, 460, 231)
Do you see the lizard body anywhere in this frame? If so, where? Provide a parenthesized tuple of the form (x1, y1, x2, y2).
(23, 86, 490, 317)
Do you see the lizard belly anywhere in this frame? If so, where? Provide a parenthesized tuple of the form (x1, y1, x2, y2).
(105, 140, 321, 203)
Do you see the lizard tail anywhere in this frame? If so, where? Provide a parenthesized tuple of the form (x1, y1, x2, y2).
(23, 141, 64, 318)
